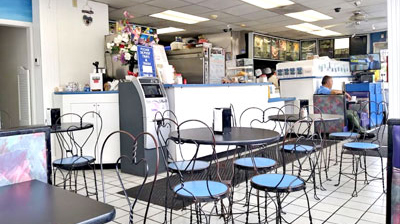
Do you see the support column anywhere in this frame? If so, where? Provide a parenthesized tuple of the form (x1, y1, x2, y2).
(388, 0, 400, 118)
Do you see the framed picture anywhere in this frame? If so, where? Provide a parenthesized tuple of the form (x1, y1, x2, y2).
(254, 35, 263, 58)
(262, 37, 271, 59)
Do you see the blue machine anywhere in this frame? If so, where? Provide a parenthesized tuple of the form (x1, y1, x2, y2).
(345, 82, 383, 128)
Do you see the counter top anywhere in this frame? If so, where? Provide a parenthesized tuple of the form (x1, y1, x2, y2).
(268, 97, 296, 103)
(54, 91, 118, 95)
(163, 82, 273, 88)
(279, 75, 352, 81)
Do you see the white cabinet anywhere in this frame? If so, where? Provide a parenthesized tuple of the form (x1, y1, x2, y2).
(53, 92, 120, 164)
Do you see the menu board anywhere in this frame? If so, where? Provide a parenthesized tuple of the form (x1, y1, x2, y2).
(319, 39, 334, 58)
(285, 41, 293, 61)
(271, 38, 279, 60)
(262, 37, 271, 58)
(252, 33, 298, 61)
(301, 40, 317, 60)
(254, 35, 263, 58)
(279, 40, 286, 61)
(293, 42, 300, 60)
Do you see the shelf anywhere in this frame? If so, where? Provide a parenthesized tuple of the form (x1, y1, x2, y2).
(226, 66, 254, 70)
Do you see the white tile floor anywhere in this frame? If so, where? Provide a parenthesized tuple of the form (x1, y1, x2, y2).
(57, 141, 387, 224)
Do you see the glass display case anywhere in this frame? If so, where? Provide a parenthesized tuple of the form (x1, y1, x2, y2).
(226, 66, 255, 83)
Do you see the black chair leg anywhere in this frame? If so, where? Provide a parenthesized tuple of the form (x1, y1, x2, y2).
(335, 150, 344, 187)
(378, 150, 386, 193)
(363, 152, 369, 185)
(82, 169, 89, 197)
(303, 189, 313, 224)
(352, 156, 360, 197)
(92, 165, 99, 201)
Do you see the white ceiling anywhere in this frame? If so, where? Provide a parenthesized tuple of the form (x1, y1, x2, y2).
(93, 0, 387, 40)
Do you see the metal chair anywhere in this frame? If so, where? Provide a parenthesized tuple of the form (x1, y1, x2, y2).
(231, 107, 283, 207)
(52, 112, 102, 200)
(99, 130, 160, 224)
(280, 104, 328, 200)
(247, 118, 313, 224)
(154, 110, 210, 223)
(335, 101, 387, 196)
(160, 119, 231, 224)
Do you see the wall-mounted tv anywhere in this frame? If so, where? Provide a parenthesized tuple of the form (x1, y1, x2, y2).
(350, 54, 381, 71)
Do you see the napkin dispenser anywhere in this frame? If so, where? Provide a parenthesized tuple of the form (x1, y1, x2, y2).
(213, 108, 232, 134)
(46, 108, 61, 126)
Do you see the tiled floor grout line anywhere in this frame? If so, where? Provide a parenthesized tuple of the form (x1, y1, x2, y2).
(355, 192, 385, 224)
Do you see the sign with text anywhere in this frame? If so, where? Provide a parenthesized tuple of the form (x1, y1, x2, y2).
(137, 45, 156, 77)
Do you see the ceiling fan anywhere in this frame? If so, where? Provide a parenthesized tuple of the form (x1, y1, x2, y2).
(323, 10, 385, 30)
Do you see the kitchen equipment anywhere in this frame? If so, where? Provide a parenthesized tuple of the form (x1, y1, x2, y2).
(213, 108, 232, 134)
(90, 73, 103, 91)
(167, 46, 225, 84)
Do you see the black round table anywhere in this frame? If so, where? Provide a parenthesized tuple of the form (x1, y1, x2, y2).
(50, 122, 94, 133)
(268, 114, 342, 122)
(169, 127, 280, 146)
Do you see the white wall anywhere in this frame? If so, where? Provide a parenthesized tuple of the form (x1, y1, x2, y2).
(0, 26, 28, 127)
(38, 0, 108, 114)
(56, 0, 109, 85)
(388, 0, 400, 118)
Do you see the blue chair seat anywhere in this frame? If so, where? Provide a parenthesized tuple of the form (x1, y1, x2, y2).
(173, 180, 229, 201)
(251, 173, 305, 192)
(53, 156, 95, 168)
(343, 142, 379, 151)
(329, 132, 359, 139)
(283, 144, 314, 152)
(234, 157, 276, 170)
(168, 160, 209, 172)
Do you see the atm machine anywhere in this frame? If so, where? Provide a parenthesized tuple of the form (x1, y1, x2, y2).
(119, 77, 169, 176)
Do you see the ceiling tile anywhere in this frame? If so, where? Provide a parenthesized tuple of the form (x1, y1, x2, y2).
(240, 10, 279, 20)
(173, 5, 214, 15)
(197, 0, 243, 10)
(224, 4, 262, 16)
(196, 20, 227, 27)
(93, 0, 142, 9)
(218, 15, 247, 23)
(121, 4, 164, 15)
(146, 0, 191, 9)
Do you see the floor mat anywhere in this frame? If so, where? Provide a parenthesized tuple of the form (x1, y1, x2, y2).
(119, 140, 335, 210)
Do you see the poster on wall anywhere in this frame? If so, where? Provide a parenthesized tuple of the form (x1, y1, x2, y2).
(137, 45, 156, 77)
(271, 38, 279, 60)
(319, 39, 334, 58)
(279, 40, 287, 61)
(301, 40, 316, 60)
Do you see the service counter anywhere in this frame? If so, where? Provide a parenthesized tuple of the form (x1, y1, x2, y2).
(280, 76, 353, 113)
(164, 83, 295, 159)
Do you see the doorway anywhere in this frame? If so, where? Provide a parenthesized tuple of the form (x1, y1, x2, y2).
(0, 25, 31, 128)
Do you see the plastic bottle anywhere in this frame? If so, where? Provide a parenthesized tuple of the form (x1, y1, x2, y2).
(175, 73, 183, 84)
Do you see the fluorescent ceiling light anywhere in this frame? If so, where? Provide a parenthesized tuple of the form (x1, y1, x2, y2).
(157, 27, 185, 34)
(241, 0, 294, 9)
(286, 23, 324, 32)
(286, 23, 342, 37)
(285, 10, 332, 22)
(150, 10, 209, 24)
(312, 29, 341, 37)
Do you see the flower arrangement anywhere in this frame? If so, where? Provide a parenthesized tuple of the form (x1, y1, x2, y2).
(106, 11, 159, 75)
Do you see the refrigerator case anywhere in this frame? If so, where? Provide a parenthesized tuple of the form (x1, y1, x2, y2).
(166, 46, 225, 84)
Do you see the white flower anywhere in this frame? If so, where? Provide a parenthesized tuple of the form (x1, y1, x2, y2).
(114, 35, 122, 44)
(130, 45, 137, 51)
(134, 52, 137, 60)
(122, 33, 129, 43)
(106, 42, 114, 49)
(125, 52, 131, 60)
